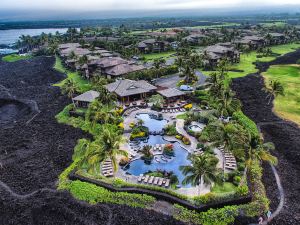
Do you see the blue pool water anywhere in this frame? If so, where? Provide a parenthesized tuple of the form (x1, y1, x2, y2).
(136, 113, 167, 132)
(125, 135, 191, 186)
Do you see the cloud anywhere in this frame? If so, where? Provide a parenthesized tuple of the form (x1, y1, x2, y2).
(0, 0, 298, 11)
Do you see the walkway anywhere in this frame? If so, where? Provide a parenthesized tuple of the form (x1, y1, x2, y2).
(176, 119, 198, 152)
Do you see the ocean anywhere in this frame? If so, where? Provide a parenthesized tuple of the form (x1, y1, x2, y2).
(0, 28, 68, 54)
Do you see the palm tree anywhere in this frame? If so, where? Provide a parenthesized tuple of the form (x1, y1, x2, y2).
(217, 88, 241, 117)
(175, 57, 184, 76)
(86, 100, 117, 128)
(209, 121, 249, 156)
(247, 137, 277, 166)
(73, 139, 105, 173)
(61, 79, 78, 99)
(149, 94, 165, 108)
(180, 154, 220, 195)
(98, 127, 128, 171)
(263, 80, 285, 105)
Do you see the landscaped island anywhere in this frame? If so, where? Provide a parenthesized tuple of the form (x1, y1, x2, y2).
(7, 21, 300, 224)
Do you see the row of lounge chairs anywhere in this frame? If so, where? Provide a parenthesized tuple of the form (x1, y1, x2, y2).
(101, 159, 114, 177)
(220, 148, 237, 170)
(138, 174, 170, 188)
(162, 108, 186, 113)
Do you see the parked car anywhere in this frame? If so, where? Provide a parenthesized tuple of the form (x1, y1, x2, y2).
(180, 85, 193, 91)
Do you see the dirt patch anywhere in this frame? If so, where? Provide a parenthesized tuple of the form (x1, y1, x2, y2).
(232, 53, 300, 224)
(0, 56, 185, 225)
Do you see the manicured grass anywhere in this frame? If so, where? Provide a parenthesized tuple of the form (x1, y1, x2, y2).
(53, 56, 91, 93)
(270, 43, 300, 55)
(142, 51, 175, 61)
(211, 182, 236, 194)
(203, 43, 300, 79)
(184, 22, 240, 29)
(176, 113, 188, 120)
(2, 54, 32, 62)
(259, 21, 287, 28)
(262, 64, 300, 125)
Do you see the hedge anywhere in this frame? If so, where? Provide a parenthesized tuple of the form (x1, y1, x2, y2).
(68, 180, 156, 208)
(233, 111, 259, 138)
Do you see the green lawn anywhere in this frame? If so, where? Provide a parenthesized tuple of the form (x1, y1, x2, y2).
(2, 54, 32, 62)
(262, 64, 300, 126)
(211, 182, 236, 194)
(142, 51, 175, 61)
(53, 56, 91, 93)
(259, 21, 287, 28)
(203, 43, 300, 79)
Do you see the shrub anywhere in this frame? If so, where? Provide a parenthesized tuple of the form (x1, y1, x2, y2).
(233, 176, 242, 186)
(118, 122, 124, 129)
(236, 185, 249, 196)
(182, 136, 191, 145)
(233, 111, 259, 138)
(164, 124, 177, 136)
(68, 180, 156, 208)
(163, 144, 174, 156)
(197, 143, 204, 149)
(194, 192, 217, 205)
(184, 104, 193, 110)
(175, 134, 182, 140)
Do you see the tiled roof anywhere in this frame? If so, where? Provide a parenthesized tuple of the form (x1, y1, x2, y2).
(105, 79, 157, 97)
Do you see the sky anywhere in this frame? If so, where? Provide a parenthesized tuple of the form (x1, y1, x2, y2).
(0, 0, 299, 11)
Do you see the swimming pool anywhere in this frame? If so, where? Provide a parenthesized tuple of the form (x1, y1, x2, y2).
(136, 113, 167, 132)
(125, 135, 192, 187)
(188, 122, 205, 132)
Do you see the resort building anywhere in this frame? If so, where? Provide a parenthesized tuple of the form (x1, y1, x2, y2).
(137, 39, 169, 53)
(203, 43, 240, 68)
(72, 90, 100, 108)
(268, 33, 287, 45)
(156, 88, 186, 104)
(105, 79, 157, 103)
(88, 57, 145, 79)
(235, 35, 266, 50)
(183, 34, 208, 45)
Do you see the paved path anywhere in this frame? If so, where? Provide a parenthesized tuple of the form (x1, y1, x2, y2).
(176, 119, 198, 152)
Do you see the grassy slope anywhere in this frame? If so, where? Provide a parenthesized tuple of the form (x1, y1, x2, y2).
(53, 56, 91, 93)
(2, 54, 32, 62)
(262, 64, 300, 125)
(203, 43, 300, 79)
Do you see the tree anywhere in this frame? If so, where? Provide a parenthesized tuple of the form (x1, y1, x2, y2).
(86, 100, 118, 128)
(98, 127, 128, 171)
(73, 139, 104, 173)
(180, 154, 220, 195)
(94, 85, 117, 106)
(149, 94, 165, 108)
(263, 80, 285, 105)
(217, 88, 241, 117)
(208, 121, 249, 157)
(61, 79, 78, 99)
(247, 137, 277, 166)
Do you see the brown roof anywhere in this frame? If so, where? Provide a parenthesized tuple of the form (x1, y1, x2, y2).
(72, 90, 99, 102)
(90, 57, 127, 68)
(104, 64, 145, 76)
(157, 88, 185, 98)
(58, 43, 80, 50)
(105, 79, 157, 97)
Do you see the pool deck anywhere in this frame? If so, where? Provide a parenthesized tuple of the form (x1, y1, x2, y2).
(118, 107, 220, 197)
